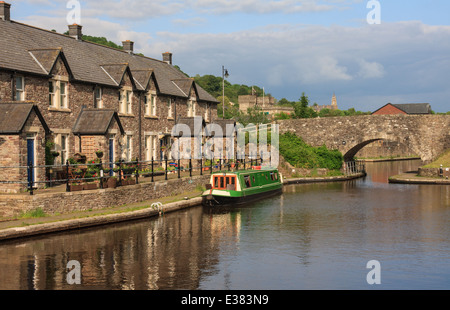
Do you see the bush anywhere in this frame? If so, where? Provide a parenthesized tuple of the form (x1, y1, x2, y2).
(279, 133, 343, 170)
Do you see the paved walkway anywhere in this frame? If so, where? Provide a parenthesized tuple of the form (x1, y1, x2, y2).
(389, 171, 450, 185)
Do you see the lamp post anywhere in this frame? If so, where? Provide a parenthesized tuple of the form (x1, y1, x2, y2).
(222, 66, 229, 119)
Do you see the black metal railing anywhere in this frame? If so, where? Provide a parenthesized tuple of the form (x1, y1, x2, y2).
(344, 161, 366, 175)
(0, 153, 271, 195)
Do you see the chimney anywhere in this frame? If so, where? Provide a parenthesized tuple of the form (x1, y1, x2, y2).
(68, 24, 83, 40)
(163, 52, 172, 65)
(122, 40, 134, 54)
(0, 2, 11, 21)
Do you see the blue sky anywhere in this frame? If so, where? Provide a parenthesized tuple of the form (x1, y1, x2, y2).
(9, 0, 450, 112)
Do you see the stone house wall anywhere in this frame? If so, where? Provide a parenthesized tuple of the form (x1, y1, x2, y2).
(0, 110, 47, 193)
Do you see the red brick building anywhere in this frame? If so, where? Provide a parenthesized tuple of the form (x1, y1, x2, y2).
(372, 103, 432, 115)
(0, 2, 219, 192)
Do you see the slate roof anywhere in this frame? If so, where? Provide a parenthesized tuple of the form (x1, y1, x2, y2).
(0, 103, 49, 134)
(373, 103, 432, 115)
(0, 19, 218, 103)
(72, 109, 124, 135)
(210, 119, 237, 137)
(392, 103, 432, 114)
(173, 117, 208, 137)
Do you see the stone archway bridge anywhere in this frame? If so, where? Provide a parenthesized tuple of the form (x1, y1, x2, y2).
(276, 115, 450, 162)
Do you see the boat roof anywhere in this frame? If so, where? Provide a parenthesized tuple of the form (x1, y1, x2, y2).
(211, 169, 279, 176)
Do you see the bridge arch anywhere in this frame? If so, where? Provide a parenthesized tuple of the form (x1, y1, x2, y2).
(343, 139, 382, 162)
(277, 115, 450, 163)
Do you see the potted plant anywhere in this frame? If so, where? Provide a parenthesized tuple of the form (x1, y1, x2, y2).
(95, 150, 104, 159)
(107, 176, 117, 188)
(83, 182, 98, 190)
(69, 182, 83, 192)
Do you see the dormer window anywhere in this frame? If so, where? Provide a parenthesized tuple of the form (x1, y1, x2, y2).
(15, 76, 25, 101)
(119, 88, 133, 115)
(145, 92, 157, 117)
(167, 98, 173, 119)
(94, 86, 103, 108)
(49, 78, 69, 109)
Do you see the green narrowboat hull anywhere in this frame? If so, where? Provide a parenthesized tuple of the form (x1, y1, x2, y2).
(202, 169, 283, 207)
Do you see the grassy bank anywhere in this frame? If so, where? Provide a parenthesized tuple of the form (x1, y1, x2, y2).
(423, 149, 450, 168)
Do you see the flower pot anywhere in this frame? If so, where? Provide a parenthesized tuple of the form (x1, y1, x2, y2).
(107, 178, 117, 188)
(69, 184, 83, 192)
(83, 183, 98, 191)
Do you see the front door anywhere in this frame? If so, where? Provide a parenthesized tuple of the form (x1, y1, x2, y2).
(27, 136, 35, 186)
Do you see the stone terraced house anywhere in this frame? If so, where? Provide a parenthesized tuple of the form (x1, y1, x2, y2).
(0, 2, 219, 193)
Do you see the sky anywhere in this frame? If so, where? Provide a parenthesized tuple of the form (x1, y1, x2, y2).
(8, 0, 450, 112)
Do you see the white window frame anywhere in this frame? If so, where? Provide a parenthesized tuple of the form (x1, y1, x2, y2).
(150, 94, 157, 117)
(126, 90, 132, 114)
(49, 79, 69, 109)
(59, 82, 67, 108)
(187, 100, 193, 117)
(145, 135, 158, 161)
(119, 88, 133, 114)
(15, 76, 25, 101)
(94, 86, 103, 108)
(167, 98, 173, 118)
(53, 134, 69, 165)
(144, 95, 150, 116)
(124, 135, 133, 162)
(204, 104, 210, 122)
(193, 100, 197, 116)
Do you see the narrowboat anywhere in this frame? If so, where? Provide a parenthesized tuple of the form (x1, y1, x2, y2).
(201, 168, 283, 207)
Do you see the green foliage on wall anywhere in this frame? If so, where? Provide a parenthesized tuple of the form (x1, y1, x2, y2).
(279, 132, 343, 170)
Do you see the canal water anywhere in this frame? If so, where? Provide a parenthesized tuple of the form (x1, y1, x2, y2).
(0, 160, 448, 290)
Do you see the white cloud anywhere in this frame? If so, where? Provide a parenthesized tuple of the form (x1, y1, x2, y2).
(357, 59, 385, 79)
(143, 21, 450, 111)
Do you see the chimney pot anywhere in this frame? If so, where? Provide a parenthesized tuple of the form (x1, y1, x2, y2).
(68, 24, 83, 40)
(163, 52, 172, 65)
(0, 2, 11, 21)
(122, 40, 134, 54)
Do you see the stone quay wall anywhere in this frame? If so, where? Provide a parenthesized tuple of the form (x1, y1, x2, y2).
(0, 175, 211, 218)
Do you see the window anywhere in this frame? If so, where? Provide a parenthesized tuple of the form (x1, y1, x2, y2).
(167, 98, 173, 118)
(60, 135, 68, 165)
(53, 134, 69, 165)
(145, 135, 157, 161)
(49, 81, 55, 106)
(119, 89, 132, 114)
(126, 90, 132, 114)
(204, 104, 209, 121)
(94, 86, 102, 108)
(124, 135, 132, 161)
(144, 95, 149, 116)
(244, 175, 251, 188)
(60, 82, 67, 108)
(49, 80, 68, 109)
(150, 94, 157, 116)
(15, 77, 25, 101)
(187, 100, 193, 117)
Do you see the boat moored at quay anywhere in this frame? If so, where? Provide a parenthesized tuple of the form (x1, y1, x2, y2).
(201, 168, 283, 207)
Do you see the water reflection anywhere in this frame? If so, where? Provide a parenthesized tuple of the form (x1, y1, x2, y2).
(0, 160, 448, 290)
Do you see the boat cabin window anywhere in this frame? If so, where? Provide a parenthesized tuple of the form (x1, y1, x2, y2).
(244, 175, 251, 188)
(213, 175, 236, 190)
(270, 172, 275, 181)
